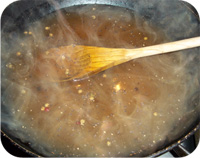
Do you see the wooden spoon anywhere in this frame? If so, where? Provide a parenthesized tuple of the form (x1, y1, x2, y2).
(44, 36, 200, 82)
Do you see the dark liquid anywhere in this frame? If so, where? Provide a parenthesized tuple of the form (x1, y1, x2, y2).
(1, 4, 196, 157)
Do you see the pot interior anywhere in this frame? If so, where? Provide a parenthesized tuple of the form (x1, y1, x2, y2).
(1, 0, 200, 157)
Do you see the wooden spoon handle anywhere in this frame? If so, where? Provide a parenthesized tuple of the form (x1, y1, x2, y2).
(125, 36, 200, 59)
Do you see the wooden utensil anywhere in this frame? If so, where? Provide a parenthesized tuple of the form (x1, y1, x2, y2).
(45, 36, 200, 82)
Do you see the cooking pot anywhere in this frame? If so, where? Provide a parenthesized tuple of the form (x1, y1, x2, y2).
(1, 0, 200, 157)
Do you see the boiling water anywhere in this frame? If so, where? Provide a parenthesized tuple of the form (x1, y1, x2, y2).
(1, 4, 200, 157)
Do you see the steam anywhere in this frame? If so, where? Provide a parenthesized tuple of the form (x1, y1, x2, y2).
(1, 0, 199, 157)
